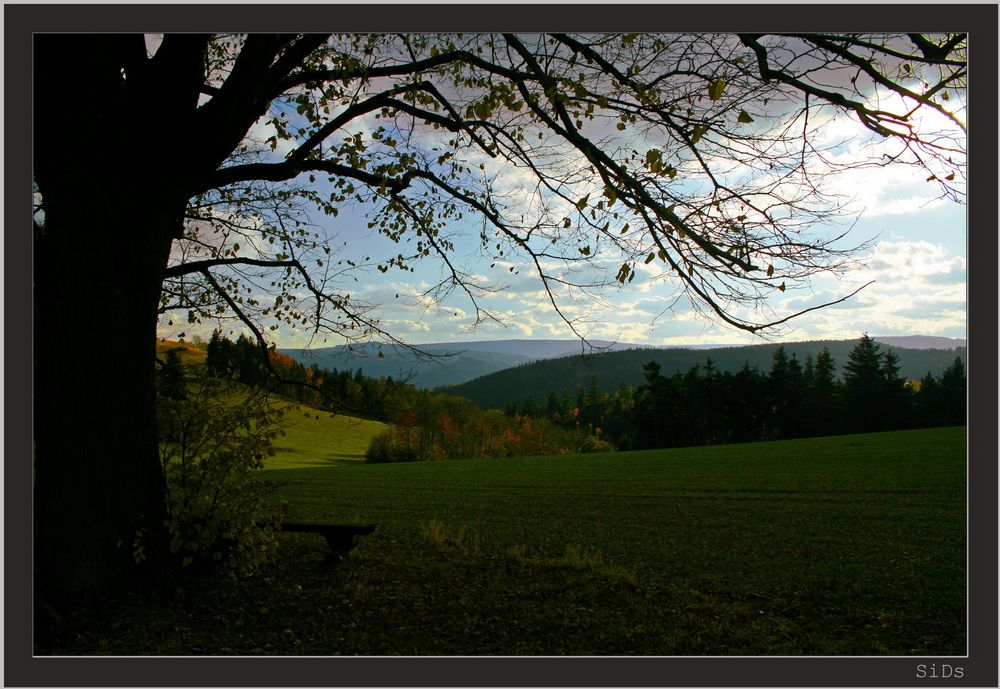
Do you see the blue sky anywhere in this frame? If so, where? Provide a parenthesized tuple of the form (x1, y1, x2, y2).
(155, 35, 967, 349)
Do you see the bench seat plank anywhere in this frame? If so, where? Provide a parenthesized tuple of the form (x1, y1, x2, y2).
(280, 522, 376, 560)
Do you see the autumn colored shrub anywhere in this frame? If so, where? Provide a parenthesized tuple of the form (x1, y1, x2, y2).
(365, 404, 593, 462)
(157, 377, 287, 577)
(578, 434, 615, 454)
(365, 427, 421, 463)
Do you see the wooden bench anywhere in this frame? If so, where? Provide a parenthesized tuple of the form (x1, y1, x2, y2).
(281, 522, 376, 562)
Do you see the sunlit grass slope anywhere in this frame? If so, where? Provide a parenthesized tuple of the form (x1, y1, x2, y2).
(267, 404, 387, 469)
(157, 340, 207, 366)
(156, 339, 387, 469)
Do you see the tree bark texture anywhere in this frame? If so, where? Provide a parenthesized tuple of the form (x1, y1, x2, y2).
(33, 35, 203, 591)
(34, 204, 173, 591)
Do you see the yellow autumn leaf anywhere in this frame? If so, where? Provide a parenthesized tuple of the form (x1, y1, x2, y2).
(708, 79, 725, 101)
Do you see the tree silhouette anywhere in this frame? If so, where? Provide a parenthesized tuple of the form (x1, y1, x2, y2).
(879, 349, 911, 430)
(841, 335, 884, 433)
(33, 32, 967, 590)
(156, 348, 188, 401)
(938, 357, 967, 426)
(767, 346, 803, 439)
(204, 329, 235, 377)
(803, 348, 839, 437)
(840, 334, 916, 434)
(730, 362, 767, 443)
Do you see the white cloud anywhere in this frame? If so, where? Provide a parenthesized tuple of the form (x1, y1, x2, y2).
(818, 163, 953, 219)
(755, 239, 966, 341)
(864, 240, 966, 284)
(808, 88, 965, 218)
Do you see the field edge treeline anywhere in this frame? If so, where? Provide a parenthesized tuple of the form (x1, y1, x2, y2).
(173, 332, 967, 462)
(497, 335, 966, 451)
(192, 330, 605, 461)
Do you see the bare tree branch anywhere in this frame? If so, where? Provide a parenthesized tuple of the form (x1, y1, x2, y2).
(164, 257, 299, 279)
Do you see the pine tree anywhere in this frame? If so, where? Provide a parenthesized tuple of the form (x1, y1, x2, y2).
(234, 334, 264, 385)
(633, 361, 671, 449)
(730, 362, 766, 443)
(842, 335, 886, 434)
(544, 392, 564, 421)
(700, 358, 727, 444)
(157, 348, 188, 400)
(939, 357, 967, 426)
(766, 346, 790, 439)
(205, 329, 225, 377)
(879, 349, 911, 430)
(807, 347, 839, 436)
(913, 371, 942, 428)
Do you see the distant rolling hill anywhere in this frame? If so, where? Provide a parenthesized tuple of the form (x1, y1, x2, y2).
(278, 339, 647, 389)
(871, 335, 967, 350)
(443, 339, 967, 411)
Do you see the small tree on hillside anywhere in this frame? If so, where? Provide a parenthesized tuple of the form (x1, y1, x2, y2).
(204, 329, 230, 377)
(842, 335, 883, 433)
(730, 362, 767, 443)
(767, 346, 803, 440)
(633, 361, 670, 449)
(156, 348, 188, 401)
(913, 371, 941, 428)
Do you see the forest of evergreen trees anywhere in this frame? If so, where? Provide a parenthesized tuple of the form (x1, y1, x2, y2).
(195, 332, 965, 459)
(447, 339, 965, 410)
(203, 330, 398, 419)
(505, 335, 967, 451)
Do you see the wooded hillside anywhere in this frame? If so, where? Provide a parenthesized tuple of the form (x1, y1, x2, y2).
(446, 339, 967, 410)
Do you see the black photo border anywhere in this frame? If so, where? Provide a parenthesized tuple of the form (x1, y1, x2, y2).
(5, 4, 997, 687)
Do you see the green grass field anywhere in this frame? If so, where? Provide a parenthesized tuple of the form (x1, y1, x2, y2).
(38, 396, 965, 655)
(254, 425, 966, 655)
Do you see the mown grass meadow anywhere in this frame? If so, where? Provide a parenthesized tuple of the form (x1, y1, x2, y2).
(37, 413, 966, 656)
(258, 426, 966, 655)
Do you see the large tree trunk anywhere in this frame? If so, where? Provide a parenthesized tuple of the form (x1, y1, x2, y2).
(33, 35, 199, 593)
(34, 201, 175, 592)
(32, 33, 285, 592)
